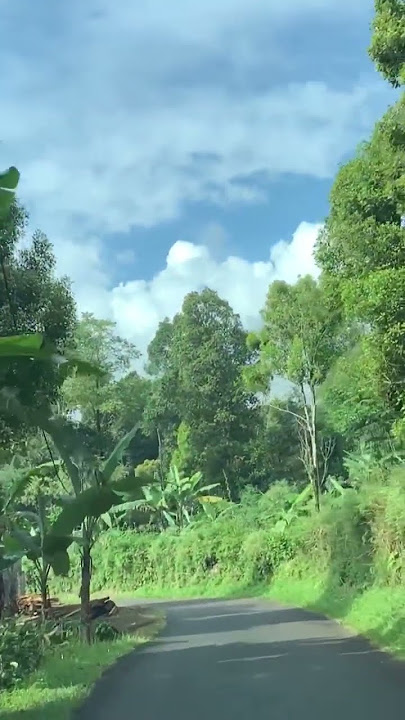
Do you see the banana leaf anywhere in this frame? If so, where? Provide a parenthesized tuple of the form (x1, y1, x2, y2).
(0, 166, 19, 215)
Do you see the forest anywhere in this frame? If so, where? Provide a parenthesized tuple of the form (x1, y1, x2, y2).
(0, 0, 404, 715)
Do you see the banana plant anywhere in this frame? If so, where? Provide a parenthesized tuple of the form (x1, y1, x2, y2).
(125, 464, 220, 529)
(0, 460, 63, 615)
(5, 491, 77, 619)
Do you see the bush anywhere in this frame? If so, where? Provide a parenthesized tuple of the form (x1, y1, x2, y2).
(49, 470, 405, 602)
(0, 621, 44, 690)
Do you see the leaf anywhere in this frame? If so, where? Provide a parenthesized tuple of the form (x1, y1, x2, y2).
(49, 550, 70, 576)
(53, 353, 106, 380)
(0, 166, 19, 215)
(162, 510, 176, 526)
(327, 476, 346, 496)
(100, 424, 139, 483)
(0, 554, 23, 572)
(10, 528, 40, 556)
(0, 166, 20, 190)
(198, 494, 223, 504)
(49, 486, 118, 537)
(197, 483, 220, 494)
(5, 461, 62, 511)
(0, 333, 44, 357)
(100, 512, 113, 529)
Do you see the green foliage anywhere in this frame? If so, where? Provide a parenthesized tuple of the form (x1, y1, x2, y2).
(61, 314, 139, 447)
(52, 467, 405, 607)
(128, 463, 221, 529)
(247, 275, 346, 391)
(316, 95, 405, 413)
(0, 207, 77, 445)
(369, 0, 405, 87)
(321, 338, 394, 443)
(246, 276, 346, 508)
(93, 621, 120, 642)
(145, 289, 256, 493)
(0, 620, 43, 690)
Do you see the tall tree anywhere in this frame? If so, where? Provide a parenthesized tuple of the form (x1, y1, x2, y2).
(369, 0, 405, 87)
(0, 200, 76, 446)
(146, 289, 255, 494)
(320, 338, 394, 446)
(243, 402, 308, 491)
(246, 275, 346, 510)
(62, 314, 138, 449)
(315, 94, 405, 416)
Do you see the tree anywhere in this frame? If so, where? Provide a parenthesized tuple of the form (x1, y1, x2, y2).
(369, 0, 405, 87)
(320, 338, 395, 446)
(315, 94, 405, 416)
(146, 289, 256, 494)
(0, 200, 76, 446)
(106, 372, 158, 466)
(243, 402, 308, 491)
(62, 314, 139, 450)
(246, 276, 347, 510)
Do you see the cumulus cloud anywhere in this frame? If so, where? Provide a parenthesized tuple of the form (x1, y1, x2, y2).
(0, 0, 389, 377)
(0, 0, 390, 242)
(97, 221, 322, 363)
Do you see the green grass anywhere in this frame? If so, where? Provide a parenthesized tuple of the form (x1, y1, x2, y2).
(266, 569, 405, 658)
(0, 615, 165, 720)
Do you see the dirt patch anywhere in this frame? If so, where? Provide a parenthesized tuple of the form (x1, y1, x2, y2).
(48, 600, 162, 637)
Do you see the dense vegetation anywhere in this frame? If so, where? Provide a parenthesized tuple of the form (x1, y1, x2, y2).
(0, 0, 405, 705)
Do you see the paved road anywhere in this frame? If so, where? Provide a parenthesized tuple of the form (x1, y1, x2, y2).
(76, 598, 405, 719)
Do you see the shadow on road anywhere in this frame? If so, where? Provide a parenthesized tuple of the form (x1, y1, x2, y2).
(74, 599, 405, 720)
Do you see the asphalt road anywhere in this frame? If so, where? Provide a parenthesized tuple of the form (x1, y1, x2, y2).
(76, 598, 405, 719)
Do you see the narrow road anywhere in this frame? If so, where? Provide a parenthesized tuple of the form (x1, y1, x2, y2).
(76, 598, 405, 719)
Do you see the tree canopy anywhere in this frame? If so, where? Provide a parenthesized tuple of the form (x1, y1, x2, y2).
(369, 0, 405, 87)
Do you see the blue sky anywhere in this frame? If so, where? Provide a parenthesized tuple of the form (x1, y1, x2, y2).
(0, 0, 397, 359)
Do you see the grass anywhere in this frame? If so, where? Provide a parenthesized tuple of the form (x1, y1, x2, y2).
(0, 612, 165, 720)
(266, 570, 405, 659)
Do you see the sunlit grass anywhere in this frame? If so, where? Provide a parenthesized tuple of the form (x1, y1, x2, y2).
(0, 614, 165, 720)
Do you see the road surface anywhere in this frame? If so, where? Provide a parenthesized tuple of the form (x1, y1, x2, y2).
(76, 598, 405, 719)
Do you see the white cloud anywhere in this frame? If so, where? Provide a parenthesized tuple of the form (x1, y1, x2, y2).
(0, 0, 390, 243)
(0, 0, 391, 369)
(101, 220, 322, 364)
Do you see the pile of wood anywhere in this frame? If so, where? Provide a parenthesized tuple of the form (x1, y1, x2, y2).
(17, 594, 59, 616)
(89, 597, 118, 620)
(16, 594, 118, 620)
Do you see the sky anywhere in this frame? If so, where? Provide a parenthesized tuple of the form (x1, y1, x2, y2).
(0, 0, 398, 364)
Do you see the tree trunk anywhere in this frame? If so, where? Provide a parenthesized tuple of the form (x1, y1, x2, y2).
(80, 545, 92, 644)
(4, 565, 19, 615)
(39, 564, 49, 622)
(0, 571, 5, 619)
(309, 385, 321, 512)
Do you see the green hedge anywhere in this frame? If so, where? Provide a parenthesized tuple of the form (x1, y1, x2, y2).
(50, 472, 405, 599)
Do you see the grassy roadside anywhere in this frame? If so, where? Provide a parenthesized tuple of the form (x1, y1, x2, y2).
(0, 612, 165, 720)
(266, 571, 405, 659)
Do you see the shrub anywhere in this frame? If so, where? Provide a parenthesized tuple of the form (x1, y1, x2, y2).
(0, 621, 44, 690)
(49, 471, 405, 601)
